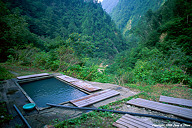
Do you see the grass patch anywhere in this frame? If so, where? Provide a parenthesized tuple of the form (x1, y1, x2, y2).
(0, 63, 53, 79)
(0, 65, 15, 81)
(55, 111, 121, 128)
(124, 83, 192, 101)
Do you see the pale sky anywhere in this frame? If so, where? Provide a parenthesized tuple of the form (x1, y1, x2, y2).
(98, 0, 103, 2)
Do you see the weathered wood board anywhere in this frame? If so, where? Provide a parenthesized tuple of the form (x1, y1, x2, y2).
(71, 81, 101, 92)
(70, 89, 120, 107)
(159, 95, 192, 107)
(127, 98, 192, 120)
(17, 73, 50, 80)
(56, 75, 101, 92)
(56, 75, 79, 82)
(113, 114, 161, 128)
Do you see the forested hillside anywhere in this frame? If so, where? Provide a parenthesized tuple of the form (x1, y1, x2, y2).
(101, 0, 119, 13)
(107, 0, 192, 86)
(0, 0, 191, 86)
(110, 0, 166, 35)
(0, 0, 126, 62)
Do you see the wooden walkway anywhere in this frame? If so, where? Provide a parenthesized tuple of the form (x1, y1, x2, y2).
(113, 114, 161, 128)
(17, 73, 50, 80)
(127, 98, 192, 120)
(56, 75, 101, 92)
(159, 95, 192, 107)
(70, 89, 120, 107)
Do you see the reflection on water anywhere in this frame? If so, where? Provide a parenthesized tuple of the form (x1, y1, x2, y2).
(20, 77, 87, 107)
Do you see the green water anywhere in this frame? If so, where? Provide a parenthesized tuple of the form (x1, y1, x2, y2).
(20, 77, 87, 108)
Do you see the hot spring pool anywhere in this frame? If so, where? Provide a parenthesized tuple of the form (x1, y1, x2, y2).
(20, 77, 88, 108)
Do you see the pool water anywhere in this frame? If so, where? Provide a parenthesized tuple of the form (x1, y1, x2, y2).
(20, 77, 87, 108)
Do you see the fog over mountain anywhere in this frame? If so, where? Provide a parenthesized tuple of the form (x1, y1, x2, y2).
(101, 0, 119, 13)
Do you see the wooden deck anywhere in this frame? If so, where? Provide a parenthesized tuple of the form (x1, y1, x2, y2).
(159, 95, 192, 107)
(17, 73, 50, 80)
(56, 75, 101, 92)
(127, 98, 192, 120)
(113, 114, 160, 128)
(70, 89, 120, 107)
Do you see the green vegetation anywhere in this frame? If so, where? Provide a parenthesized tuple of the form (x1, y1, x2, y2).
(1, 0, 191, 86)
(0, 66, 14, 81)
(55, 111, 120, 128)
(0, 0, 192, 127)
(0, 0, 125, 62)
(0, 102, 13, 125)
(110, 0, 166, 35)
(107, 0, 192, 87)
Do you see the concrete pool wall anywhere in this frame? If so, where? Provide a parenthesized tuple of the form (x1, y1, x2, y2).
(19, 77, 89, 109)
(16, 73, 92, 110)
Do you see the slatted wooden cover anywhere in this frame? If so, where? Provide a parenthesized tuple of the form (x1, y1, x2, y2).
(71, 81, 101, 92)
(57, 75, 101, 92)
(56, 75, 79, 82)
(17, 73, 50, 80)
(127, 98, 192, 120)
(113, 114, 160, 128)
(159, 95, 192, 107)
(70, 89, 120, 107)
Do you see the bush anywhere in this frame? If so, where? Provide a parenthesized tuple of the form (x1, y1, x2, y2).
(132, 59, 189, 85)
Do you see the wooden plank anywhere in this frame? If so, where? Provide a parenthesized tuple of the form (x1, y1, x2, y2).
(71, 81, 101, 92)
(128, 98, 191, 116)
(113, 114, 159, 128)
(127, 98, 192, 120)
(71, 90, 119, 107)
(56, 75, 78, 82)
(70, 89, 120, 107)
(159, 95, 192, 107)
(17, 73, 50, 80)
(113, 122, 128, 128)
(56, 75, 101, 92)
(123, 114, 154, 128)
(119, 118, 146, 128)
(116, 119, 137, 128)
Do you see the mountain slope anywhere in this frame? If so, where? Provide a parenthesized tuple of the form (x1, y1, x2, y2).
(107, 0, 192, 85)
(0, 0, 126, 60)
(110, 0, 166, 35)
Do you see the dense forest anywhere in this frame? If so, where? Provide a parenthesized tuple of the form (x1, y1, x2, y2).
(109, 0, 166, 36)
(0, 0, 192, 86)
(107, 0, 192, 86)
(0, 0, 126, 61)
